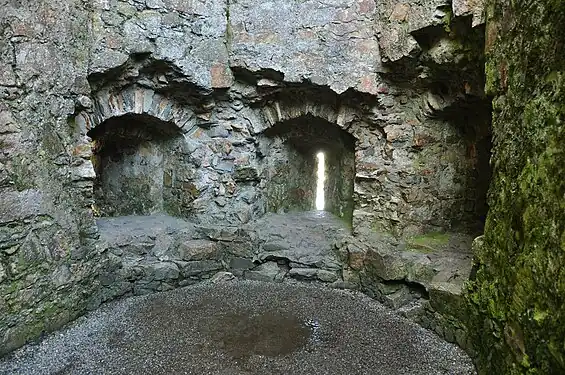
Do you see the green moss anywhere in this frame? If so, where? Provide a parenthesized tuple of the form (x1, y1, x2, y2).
(4, 279, 23, 294)
(464, 1, 565, 373)
(442, 7, 453, 34)
(485, 59, 500, 96)
(0, 298, 74, 356)
(9, 157, 35, 191)
(407, 232, 450, 252)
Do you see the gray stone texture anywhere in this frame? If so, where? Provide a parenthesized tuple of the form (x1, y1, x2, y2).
(229, 0, 383, 94)
(1, 1, 100, 355)
(0, 0, 489, 359)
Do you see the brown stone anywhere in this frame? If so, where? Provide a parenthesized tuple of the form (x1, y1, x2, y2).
(348, 246, 366, 270)
(389, 3, 410, 22)
(210, 63, 233, 88)
(72, 144, 92, 159)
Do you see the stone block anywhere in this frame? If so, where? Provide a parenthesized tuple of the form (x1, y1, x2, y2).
(288, 267, 318, 280)
(428, 281, 466, 321)
(317, 270, 339, 283)
(180, 260, 223, 277)
(146, 262, 180, 282)
(379, 284, 413, 309)
(244, 261, 287, 283)
(229, 257, 255, 270)
(177, 240, 220, 261)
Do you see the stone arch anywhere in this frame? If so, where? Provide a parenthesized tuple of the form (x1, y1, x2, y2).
(72, 86, 203, 218)
(74, 86, 196, 137)
(257, 100, 361, 135)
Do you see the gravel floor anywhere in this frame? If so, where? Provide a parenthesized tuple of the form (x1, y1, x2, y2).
(0, 281, 476, 375)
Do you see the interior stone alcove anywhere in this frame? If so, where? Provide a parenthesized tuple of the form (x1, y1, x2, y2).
(261, 115, 356, 222)
(87, 113, 197, 218)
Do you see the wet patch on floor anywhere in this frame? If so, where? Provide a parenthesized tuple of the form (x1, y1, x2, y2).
(208, 312, 312, 358)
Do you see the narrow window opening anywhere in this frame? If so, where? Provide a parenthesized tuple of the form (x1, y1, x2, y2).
(315, 151, 325, 210)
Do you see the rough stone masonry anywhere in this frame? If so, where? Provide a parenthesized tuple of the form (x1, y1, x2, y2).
(1, 0, 492, 367)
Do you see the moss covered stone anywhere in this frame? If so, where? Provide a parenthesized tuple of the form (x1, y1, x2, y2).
(465, 1, 565, 373)
(407, 232, 450, 253)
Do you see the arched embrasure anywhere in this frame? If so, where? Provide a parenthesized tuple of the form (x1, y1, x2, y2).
(87, 113, 194, 217)
(261, 115, 355, 224)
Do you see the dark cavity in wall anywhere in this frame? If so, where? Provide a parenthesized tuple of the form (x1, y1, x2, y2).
(439, 96, 492, 235)
(87, 113, 195, 217)
(261, 115, 355, 224)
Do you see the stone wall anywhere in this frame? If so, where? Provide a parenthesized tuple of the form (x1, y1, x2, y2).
(80, 0, 490, 236)
(1, 0, 493, 357)
(0, 1, 101, 355)
(81, 76, 488, 234)
(465, 1, 565, 373)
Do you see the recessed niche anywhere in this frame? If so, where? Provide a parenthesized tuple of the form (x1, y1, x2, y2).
(262, 115, 355, 223)
(87, 113, 194, 217)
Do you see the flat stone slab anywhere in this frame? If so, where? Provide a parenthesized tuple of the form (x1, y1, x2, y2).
(251, 211, 349, 269)
(96, 214, 197, 247)
(0, 281, 476, 375)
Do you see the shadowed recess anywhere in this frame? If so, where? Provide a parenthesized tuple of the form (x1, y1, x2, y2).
(262, 115, 355, 223)
(87, 114, 189, 217)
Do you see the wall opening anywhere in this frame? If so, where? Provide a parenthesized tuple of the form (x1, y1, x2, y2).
(440, 98, 493, 235)
(315, 152, 325, 210)
(87, 113, 193, 217)
(262, 115, 355, 223)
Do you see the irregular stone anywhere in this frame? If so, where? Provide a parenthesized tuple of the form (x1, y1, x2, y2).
(229, 257, 255, 270)
(51, 265, 73, 287)
(428, 281, 465, 321)
(177, 240, 220, 261)
(378, 284, 413, 309)
(133, 281, 161, 296)
(346, 242, 367, 270)
(342, 268, 360, 285)
(143, 262, 179, 282)
(233, 166, 259, 181)
(244, 261, 287, 283)
(316, 270, 339, 283)
(180, 261, 223, 278)
(196, 226, 239, 241)
(452, 0, 485, 27)
(0, 190, 43, 223)
(288, 267, 318, 280)
(262, 241, 290, 252)
(364, 248, 408, 281)
(209, 271, 236, 283)
(288, 268, 338, 283)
